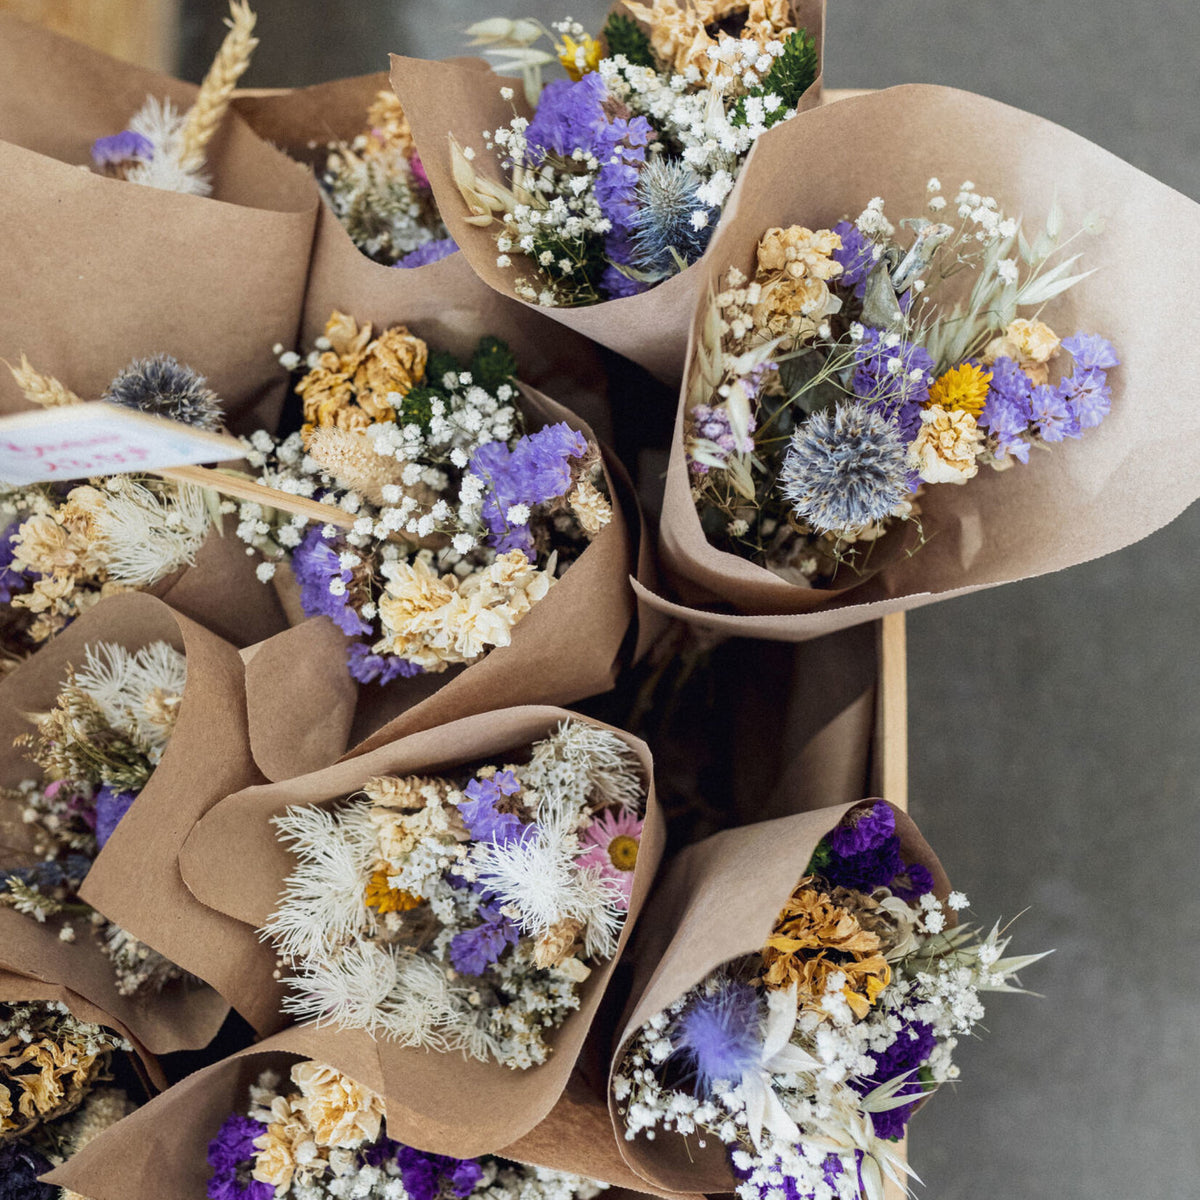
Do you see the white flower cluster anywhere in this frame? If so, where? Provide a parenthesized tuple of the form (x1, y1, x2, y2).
(260, 722, 645, 1069)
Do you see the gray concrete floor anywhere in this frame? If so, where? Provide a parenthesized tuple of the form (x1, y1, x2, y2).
(182, 2, 1200, 1194)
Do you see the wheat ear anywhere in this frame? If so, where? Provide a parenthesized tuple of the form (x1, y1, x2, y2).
(177, 0, 258, 171)
(7, 355, 84, 408)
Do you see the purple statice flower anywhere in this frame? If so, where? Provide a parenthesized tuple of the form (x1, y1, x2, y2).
(1061, 368, 1112, 430)
(832, 220, 876, 295)
(94, 785, 137, 849)
(0, 1140, 54, 1200)
(850, 1020, 936, 1140)
(1029, 382, 1080, 443)
(91, 129, 153, 169)
(469, 422, 587, 554)
(979, 356, 1034, 462)
(394, 237, 459, 269)
(1061, 332, 1119, 372)
(291, 527, 370, 637)
(396, 1146, 485, 1200)
(524, 74, 610, 162)
(0, 523, 33, 603)
(346, 641, 423, 685)
(851, 328, 934, 442)
(206, 1114, 273, 1200)
(361, 1137, 403, 1168)
(671, 978, 762, 1096)
(889, 861, 936, 903)
(829, 801, 894, 857)
(449, 905, 521, 976)
(600, 263, 646, 299)
(686, 404, 757, 475)
(457, 771, 526, 845)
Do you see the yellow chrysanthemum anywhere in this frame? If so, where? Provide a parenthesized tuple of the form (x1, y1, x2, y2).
(364, 870, 422, 914)
(926, 362, 993, 416)
(558, 33, 602, 80)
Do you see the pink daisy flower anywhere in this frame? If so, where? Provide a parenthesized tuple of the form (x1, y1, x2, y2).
(576, 809, 643, 910)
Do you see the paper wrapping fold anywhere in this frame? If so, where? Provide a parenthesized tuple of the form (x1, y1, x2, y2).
(607, 801, 949, 1193)
(388, 0, 825, 386)
(45, 1024, 687, 1200)
(231, 72, 613, 439)
(642, 83, 1200, 640)
(241, 384, 636, 782)
(175, 705, 665, 1158)
(0, 13, 319, 434)
(0, 593, 234, 1056)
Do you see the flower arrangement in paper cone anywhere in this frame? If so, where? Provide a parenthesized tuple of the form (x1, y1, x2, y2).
(178, 707, 663, 1156)
(608, 801, 1046, 1200)
(644, 85, 1200, 639)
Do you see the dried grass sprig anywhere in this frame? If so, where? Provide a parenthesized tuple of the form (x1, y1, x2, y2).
(6, 355, 84, 409)
(177, 0, 258, 171)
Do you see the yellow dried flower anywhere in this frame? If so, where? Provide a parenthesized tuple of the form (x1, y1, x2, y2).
(252, 1103, 310, 1191)
(760, 882, 890, 1020)
(926, 363, 993, 416)
(364, 89, 415, 156)
(558, 33, 603, 80)
(364, 869, 423, 914)
(291, 1061, 385, 1149)
(352, 324, 427, 411)
(983, 318, 1061, 386)
(757, 226, 844, 282)
(533, 917, 585, 968)
(908, 405, 984, 485)
(568, 478, 613, 536)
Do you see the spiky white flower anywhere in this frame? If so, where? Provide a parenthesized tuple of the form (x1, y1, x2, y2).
(124, 96, 212, 196)
(93, 479, 212, 586)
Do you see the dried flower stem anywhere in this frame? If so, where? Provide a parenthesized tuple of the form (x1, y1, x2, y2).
(176, 0, 258, 171)
(6, 355, 84, 408)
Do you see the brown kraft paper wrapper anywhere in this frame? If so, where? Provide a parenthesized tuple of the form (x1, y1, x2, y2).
(175, 705, 665, 1158)
(606, 801, 949, 1194)
(0, 593, 235, 1056)
(642, 83, 1200, 640)
(241, 384, 636, 782)
(387, 0, 825, 387)
(45, 1023, 684, 1200)
(0, 13, 319, 434)
(232, 72, 613, 440)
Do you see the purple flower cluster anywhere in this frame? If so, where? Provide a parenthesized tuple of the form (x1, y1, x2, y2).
(0, 1141, 54, 1200)
(0, 523, 33, 604)
(672, 978, 762, 1096)
(469, 422, 587, 554)
(94, 785, 137, 849)
(979, 333, 1118, 461)
(346, 641, 423, 685)
(850, 1019, 936, 1140)
(524, 72, 656, 298)
(206, 1114, 273, 1200)
(686, 404, 757, 475)
(457, 771, 525, 844)
(292, 527, 370, 637)
(733, 1150, 855, 1200)
(851, 328, 934, 443)
(91, 129, 153, 169)
(395, 237, 459, 270)
(395, 1145, 484, 1200)
(449, 904, 521, 975)
(831, 220, 876, 295)
(822, 802, 934, 899)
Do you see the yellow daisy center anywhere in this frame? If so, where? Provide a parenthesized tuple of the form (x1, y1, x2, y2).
(607, 835, 640, 872)
(364, 870, 422, 914)
(926, 363, 993, 416)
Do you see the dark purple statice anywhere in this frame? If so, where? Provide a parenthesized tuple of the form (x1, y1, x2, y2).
(671, 978, 762, 1096)
(395, 1144, 485, 1200)
(850, 1020, 936, 1140)
(0, 1141, 54, 1200)
(851, 328, 934, 442)
(457, 771, 526, 845)
(94, 785, 137, 849)
(0, 523, 33, 603)
(395, 237, 459, 269)
(821, 801, 933, 899)
(732, 1150, 849, 1200)
(829, 800, 895, 857)
(469, 422, 587, 554)
(346, 641, 423, 685)
(449, 905, 521, 976)
(291, 527, 370, 637)
(91, 129, 153, 169)
(206, 1113, 273, 1200)
(831, 220, 876, 295)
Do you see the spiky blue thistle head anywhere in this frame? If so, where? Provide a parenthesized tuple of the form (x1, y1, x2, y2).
(102, 355, 223, 431)
(779, 401, 910, 535)
(671, 978, 762, 1096)
(629, 158, 715, 275)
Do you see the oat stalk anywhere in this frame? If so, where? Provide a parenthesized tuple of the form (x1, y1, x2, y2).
(177, 0, 258, 171)
(6, 355, 84, 408)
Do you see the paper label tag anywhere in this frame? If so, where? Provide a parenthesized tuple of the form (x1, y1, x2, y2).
(0, 403, 244, 486)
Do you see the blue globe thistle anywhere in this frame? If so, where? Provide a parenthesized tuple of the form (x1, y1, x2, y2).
(102, 354, 223, 430)
(779, 401, 910, 535)
(629, 158, 714, 275)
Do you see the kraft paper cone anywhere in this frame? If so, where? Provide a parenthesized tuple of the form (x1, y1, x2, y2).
(388, 0, 825, 387)
(645, 84, 1200, 641)
(232, 72, 613, 440)
(0, 13, 319, 434)
(177, 706, 665, 1158)
(608, 801, 949, 1193)
(46, 1025, 681, 1200)
(0, 593, 234, 1055)
(242, 384, 636, 782)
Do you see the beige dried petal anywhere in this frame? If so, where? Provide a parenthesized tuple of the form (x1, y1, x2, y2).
(533, 917, 585, 968)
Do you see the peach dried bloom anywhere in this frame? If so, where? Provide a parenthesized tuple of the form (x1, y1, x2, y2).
(364, 90, 415, 157)
(757, 226, 844, 282)
(983, 318, 1061, 386)
(291, 1061, 384, 1148)
(908, 405, 984, 485)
